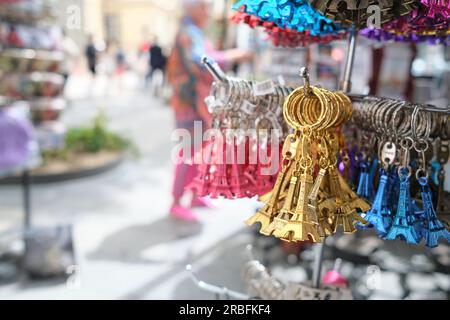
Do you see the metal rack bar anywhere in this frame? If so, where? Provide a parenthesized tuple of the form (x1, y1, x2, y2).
(186, 264, 249, 300)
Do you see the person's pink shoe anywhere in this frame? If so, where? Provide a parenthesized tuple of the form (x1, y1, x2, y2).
(170, 205, 198, 222)
(191, 197, 215, 209)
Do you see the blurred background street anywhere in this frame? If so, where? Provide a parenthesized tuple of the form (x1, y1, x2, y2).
(0, 71, 259, 299)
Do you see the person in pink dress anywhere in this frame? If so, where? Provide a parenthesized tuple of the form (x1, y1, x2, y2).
(167, 0, 252, 221)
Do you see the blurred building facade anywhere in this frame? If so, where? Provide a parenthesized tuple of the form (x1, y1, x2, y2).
(58, 0, 230, 52)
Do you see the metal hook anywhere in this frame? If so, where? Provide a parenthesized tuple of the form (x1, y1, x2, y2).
(201, 55, 227, 83)
(300, 67, 311, 96)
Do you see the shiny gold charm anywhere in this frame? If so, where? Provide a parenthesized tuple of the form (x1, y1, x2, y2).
(251, 68, 371, 242)
(265, 170, 300, 236)
(246, 134, 299, 232)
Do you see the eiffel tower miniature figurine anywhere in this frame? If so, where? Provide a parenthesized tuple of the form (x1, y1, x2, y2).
(332, 169, 369, 233)
(418, 177, 450, 248)
(265, 169, 300, 237)
(246, 164, 291, 232)
(385, 168, 419, 244)
(356, 160, 371, 199)
(277, 169, 325, 243)
(435, 168, 450, 231)
(208, 139, 233, 199)
(338, 172, 371, 213)
(189, 141, 214, 197)
(229, 140, 252, 198)
(362, 170, 390, 236)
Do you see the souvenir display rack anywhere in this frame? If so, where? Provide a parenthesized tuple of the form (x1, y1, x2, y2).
(185, 0, 450, 300)
(0, 0, 66, 277)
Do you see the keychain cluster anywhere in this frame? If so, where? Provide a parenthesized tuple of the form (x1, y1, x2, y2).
(231, 11, 346, 47)
(246, 69, 369, 243)
(350, 97, 450, 247)
(361, 0, 450, 44)
(190, 57, 292, 199)
(231, 0, 345, 47)
(310, 0, 417, 28)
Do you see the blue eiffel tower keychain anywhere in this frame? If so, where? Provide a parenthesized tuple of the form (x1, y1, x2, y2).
(385, 166, 419, 244)
(363, 169, 390, 236)
(356, 160, 370, 199)
(417, 176, 450, 247)
(384, 137, 419, 244)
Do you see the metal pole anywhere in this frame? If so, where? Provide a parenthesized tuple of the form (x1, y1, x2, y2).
(22, 170, 31, 232)
(312, 243, 325, 289)
(22, 169, 32, 275)
(340, 25, 358, 93)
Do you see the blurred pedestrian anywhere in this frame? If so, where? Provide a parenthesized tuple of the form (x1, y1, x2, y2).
(150, 38, 166, 77)
(85, 34, 97, 76)
(115, 44, 126, 75)
(146, 37, 167, 95)
(60, 30, 80, 85)
(167, 0, 252, 221)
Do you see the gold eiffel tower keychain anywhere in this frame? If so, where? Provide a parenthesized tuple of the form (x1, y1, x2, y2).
(246, 68, 369, 242)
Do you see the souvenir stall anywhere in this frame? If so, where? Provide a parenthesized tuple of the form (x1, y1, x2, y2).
(0, 0, 74, 279)
(185, 0, 450, 300)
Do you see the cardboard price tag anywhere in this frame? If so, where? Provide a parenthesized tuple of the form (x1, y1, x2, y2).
(241, 100, 257, 114)
(253, 80, 276, 96)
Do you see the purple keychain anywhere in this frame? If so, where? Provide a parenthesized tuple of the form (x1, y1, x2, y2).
(0, 108, 33, 172)
(361, 0, 450, 44)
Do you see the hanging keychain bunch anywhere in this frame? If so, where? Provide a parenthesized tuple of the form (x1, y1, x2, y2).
(246, 69, 369, 243)
(310, 0, 417, 28)
(231, 11, 346, 47)
(350, 97, 450, 247)
(231, 0, 346, 47)
(361, 0, 450, 44)
(190, 57, 292, 199)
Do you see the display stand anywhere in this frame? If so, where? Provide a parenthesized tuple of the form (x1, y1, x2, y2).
(22, 169, 32, 227)
(310, 25, 359, 290)
(0, 0, 71, 279)
(186, 264, 250, 300)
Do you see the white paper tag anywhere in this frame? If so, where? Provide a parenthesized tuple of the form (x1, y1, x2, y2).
(381, 142, 396, 166)
(204, 96, 216, 113)
(205, 96, 223, 113)
(241, 100, 257, 114)
(253, 79, 276, 96)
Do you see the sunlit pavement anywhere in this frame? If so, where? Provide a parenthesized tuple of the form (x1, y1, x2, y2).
(0, 72, 258, 299)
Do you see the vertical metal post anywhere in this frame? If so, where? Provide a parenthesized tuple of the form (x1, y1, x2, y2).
(311, 24, 358, 293)
(340, 25, 358, 93)
(312, 243, 325, 289)
(22, 170, 31, 236)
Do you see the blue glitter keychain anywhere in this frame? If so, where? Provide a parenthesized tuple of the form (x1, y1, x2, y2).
(233, 0, 343, 36)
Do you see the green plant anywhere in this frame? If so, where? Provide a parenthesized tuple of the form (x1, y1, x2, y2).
(65, 112, 130, 154)
(41, 112, 138, 163)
